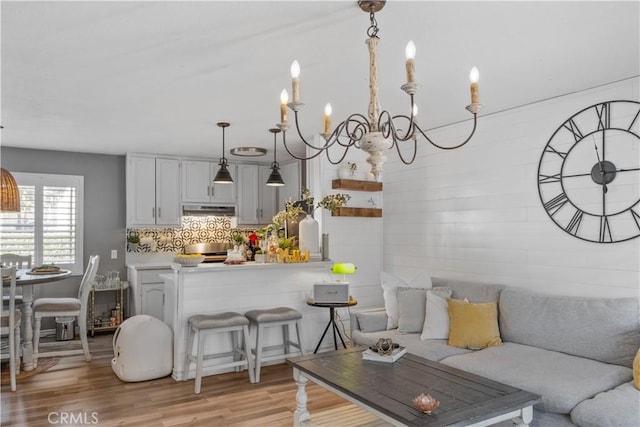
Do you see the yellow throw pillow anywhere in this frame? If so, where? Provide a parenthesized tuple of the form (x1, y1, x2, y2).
(634, 348, 640, 390)
(447, 298, 502, 349)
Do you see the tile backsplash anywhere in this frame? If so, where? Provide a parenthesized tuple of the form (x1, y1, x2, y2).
(127, 216, 255, 253)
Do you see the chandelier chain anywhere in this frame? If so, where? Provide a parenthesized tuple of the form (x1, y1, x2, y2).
(367, 10, 379, 38)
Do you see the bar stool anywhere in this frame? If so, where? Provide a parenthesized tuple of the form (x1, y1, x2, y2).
(245, 307, 304, 382)
(183, 312, 255, 394)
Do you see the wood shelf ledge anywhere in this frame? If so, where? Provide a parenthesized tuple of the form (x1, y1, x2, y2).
(332, 179, 382, 192)
(331, 207, 382, 217)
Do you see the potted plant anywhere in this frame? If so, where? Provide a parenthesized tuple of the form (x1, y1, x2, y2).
(127, 232, 140, 252)
(317, 193, 351, 215)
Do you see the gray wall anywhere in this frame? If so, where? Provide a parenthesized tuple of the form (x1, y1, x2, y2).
(1, 147, 126, 311)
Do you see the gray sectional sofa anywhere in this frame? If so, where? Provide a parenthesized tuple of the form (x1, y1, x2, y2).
(350, 278, 640, 427)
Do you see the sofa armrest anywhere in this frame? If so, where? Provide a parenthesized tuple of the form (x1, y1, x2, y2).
(350, 308, 388, 334)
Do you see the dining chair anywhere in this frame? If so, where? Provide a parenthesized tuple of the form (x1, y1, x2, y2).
(1, 254, 31, 303)
(32, 255, 99, 367)
(1, 266, 22, 391)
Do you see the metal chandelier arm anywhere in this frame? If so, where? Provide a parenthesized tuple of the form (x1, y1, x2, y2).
(412, 112, 479, 150)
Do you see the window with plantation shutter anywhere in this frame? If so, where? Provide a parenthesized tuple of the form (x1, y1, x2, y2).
(0, 173, 84, 274)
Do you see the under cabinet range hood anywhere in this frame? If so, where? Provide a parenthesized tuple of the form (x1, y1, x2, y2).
(182, 205, 236, 217)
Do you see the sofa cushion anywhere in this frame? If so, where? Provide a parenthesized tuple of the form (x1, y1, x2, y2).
(431, 277, 504, 303)
(397, 287, 427, 334)
(355, 311, 388, 333)
(440, 342, 633, 414)
(447, 299, 502, 349)
(499, 288, 640, 367)
(381, 271, 432, 330)
(570, 382, 640, 427)
(420, 288, 453, 340)
(350, 328, 473, 361)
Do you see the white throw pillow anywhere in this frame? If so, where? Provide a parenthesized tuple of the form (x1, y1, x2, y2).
(381, 271, 432, 330)
(420, 288, 453, 340)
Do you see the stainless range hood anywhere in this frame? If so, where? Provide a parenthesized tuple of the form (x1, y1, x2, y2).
(182, 205, 236, 217)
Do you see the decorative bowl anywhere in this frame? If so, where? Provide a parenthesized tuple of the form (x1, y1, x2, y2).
(174, 255, 205, 266)
(412, 393, 440, 415)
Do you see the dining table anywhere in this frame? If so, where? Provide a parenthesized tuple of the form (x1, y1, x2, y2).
(3, 268, 73, 371)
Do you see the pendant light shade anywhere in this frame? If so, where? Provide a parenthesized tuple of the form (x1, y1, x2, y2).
(266, 167, 285, 187)
(213, 162, 233, 184)
(1, 168, 21, 212)
(266, 128, 285, 187)
(213, 122, 234, 184)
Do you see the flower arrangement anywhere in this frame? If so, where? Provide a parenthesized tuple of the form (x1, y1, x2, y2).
(231, 232, 247, 248)
(317, 193, 351, 213)
(272, 198, 305, 228)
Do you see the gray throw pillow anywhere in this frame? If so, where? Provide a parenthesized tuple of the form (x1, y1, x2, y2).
(397, 287, 427, 334)
(356, 311, 388, 333)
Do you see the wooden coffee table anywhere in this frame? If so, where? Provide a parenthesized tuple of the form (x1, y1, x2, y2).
(288, 347, 540, 427)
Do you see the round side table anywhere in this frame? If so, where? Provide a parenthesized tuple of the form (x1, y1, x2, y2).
(307, 299, 357, 353)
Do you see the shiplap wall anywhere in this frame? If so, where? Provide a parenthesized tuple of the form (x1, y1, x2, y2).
(381, 78, 639, 298)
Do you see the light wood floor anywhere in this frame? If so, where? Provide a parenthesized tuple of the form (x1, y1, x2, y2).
(1, 333, 388, 427)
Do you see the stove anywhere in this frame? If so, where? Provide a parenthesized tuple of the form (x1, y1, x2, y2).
(184, 242, 232, 263)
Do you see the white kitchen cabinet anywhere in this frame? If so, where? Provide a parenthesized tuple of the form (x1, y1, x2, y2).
(126, 154, 181, 227)
(237, 164, 276, 225)
(141, 283, 165, 321)
(181, 159, 236, 204)
(127, 266, 172, 323)
(278, 160, 301, 210)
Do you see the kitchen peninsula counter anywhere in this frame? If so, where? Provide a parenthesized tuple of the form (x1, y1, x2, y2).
(161, 261, 336, 381)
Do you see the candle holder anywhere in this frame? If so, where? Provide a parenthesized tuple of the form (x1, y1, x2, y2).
(465, 103, 484, 114)
(401, 82, 423, 96)
(287, 101, 305, 113)
(412, 393, 440, 415)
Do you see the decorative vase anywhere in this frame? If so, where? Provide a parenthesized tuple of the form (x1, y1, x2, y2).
(338, 165, 352, 179)
(298, 214, 320, 256)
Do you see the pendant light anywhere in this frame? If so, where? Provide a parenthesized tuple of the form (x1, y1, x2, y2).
(266, 128, 285, 186)
(1, 168, 21, 212)
(213, 122, 234, 184)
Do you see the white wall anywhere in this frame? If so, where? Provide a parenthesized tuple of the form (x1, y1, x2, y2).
(382, 78, 640, 298)
(310, 139, 384, 310)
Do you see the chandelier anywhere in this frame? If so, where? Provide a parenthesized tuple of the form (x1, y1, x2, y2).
(275, 0, 483, 181)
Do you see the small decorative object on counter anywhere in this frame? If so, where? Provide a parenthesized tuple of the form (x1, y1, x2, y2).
(175, 253, 205, 266)
(224, 247, 245, 265)
(413, 393, 440, 415)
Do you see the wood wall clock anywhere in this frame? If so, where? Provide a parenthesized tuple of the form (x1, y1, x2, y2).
(537, 100, 640, 243)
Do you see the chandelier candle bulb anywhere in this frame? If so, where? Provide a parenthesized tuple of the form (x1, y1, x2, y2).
(291, 60, 301, 102)
(469, 66, 480, 104)
(324, 103, 332, 135)
(405, 40, 416, 83)
(280, 89, 289, 123)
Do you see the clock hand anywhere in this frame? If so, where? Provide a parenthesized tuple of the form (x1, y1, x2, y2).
(563, 167, 639, 179)
(592, 135, 608, 193)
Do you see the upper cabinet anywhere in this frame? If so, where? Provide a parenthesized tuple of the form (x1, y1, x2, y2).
(237, 164, 276, 225)
(126, 154, 181, 227)
(181, 160, 236, 204)
(277, 160, 301, 211)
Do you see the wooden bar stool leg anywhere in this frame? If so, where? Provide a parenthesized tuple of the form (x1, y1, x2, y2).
(195, 329, 205, 394)
(183, 324, 195, 381)
(243, 325, 255, 384)
(283, 323, 290, 355)
(295, 320, 304, 354)
(255, 323, 264, 383)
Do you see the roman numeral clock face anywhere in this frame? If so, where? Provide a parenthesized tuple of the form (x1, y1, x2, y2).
(538, 100, 640, 243)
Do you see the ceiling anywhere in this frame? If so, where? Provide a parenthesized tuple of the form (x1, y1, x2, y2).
(2, 1, 639, 163)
